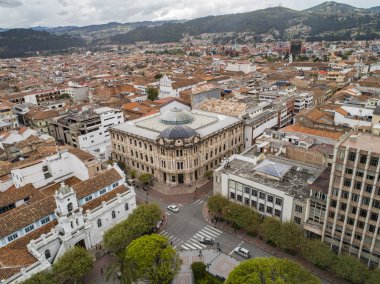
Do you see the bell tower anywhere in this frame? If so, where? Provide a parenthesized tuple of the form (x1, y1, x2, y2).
(54, 182, 85, 237)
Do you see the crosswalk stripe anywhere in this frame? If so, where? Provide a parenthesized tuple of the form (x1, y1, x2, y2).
(197, 231, 214, 238)
(168, 235, 175, 240)
(194, 233, 205, 239)
(186, 242, 203, 249)
(160, 230, 166, 235)
(206, 225, 223, 234)
(203, 227, 220, 236)
(190, 237, 200, 243)
(162, 231, 169, 236)
(171, 236, 178, 241)
(201, 229, 219, 237)
(189, 240, 206, 248)
(185, 243, 198, 250)
(181, 244, 190, 250)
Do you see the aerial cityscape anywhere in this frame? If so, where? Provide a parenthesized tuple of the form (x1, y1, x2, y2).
(1, 1, 380, 283)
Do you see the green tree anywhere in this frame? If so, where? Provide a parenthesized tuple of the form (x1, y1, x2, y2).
(139, 173, 152, 185)
(147, 86, 159, 101)
(367, 269, 380, 284)
(226, 257, 319, 284)
(105, 257, 139, 284)
(104, 203, 162, 257)
(207, 195, 230, 217)
(278, 222, 303, 254)
(130, 169, 136, 179)
(300, 239, 337, 270)
(22, 271, 56, 284)
(259, 217, 281, 246)
(191, 262, 206, 281)
(125, 234, 181, 284)
(332, 254, 368, 284)
(53, 246, 93, 284)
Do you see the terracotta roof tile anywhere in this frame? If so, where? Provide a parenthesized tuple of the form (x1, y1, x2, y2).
(281, 123, 343, 140)
(82, 185, 129, 211)
(73, 168, 122, 199)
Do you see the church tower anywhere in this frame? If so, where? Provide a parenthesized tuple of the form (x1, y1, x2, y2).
(54, 182, 85, 237)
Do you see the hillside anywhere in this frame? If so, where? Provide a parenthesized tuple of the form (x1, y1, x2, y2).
(112, 5, 380, 44)
(0, 29, 84, 58)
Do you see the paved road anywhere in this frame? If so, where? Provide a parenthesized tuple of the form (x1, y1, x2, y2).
(89, 185, 332, 284)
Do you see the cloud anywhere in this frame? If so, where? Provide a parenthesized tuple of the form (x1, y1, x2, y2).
(0, 0, 379, 28)
(0, 0, 22, 8)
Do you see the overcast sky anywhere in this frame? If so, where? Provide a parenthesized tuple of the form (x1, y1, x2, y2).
(0, 0, 378, 28)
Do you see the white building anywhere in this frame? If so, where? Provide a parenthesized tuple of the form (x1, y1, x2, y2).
(158, 75, 203, 98)
(225, 62, 256, 74)
(294, 92, 313, 113)
(0, 164, 137, 283)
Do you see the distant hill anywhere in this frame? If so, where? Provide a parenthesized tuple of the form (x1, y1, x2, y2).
(304, 1, 365, 15)
(0, 29, 84, 58)
(368, 6, 380, 13)
(111, 4, 380, 44)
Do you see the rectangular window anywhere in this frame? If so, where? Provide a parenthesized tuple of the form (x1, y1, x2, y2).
(275, 198, 282, 206)
(360, 155, 367, 164)
(294, 217, 301, 224)
(259, 192, 265, 199)
(348, 152, 356, 162)
(266, 206, 273, 214)
(252, 189, 257, 196)
(259, 203, 264, 212)
(370, 157, 379, 167)
(295, 205, 303, 213)
(275, 209, 281, 217)
(85, 195, 93, 202)
(267, 195, 274, 203)
(230, 192, 235, 199)
(7, 233, 18, 242)
(41, 216, 50, 224)
(244, 186, 250, 194)
(251, 200, 257, 208)
(344, 179, 351, 187)
(99, 188, 106, 195)
(244, 198, 249, 205)
(25, 224, 35, 233)
(237, 195, 242, 202)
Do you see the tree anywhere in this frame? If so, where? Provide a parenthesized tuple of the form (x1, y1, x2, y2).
(207, 195, 230, 217)
(147, 86, 159, 101)
(139, 173, 152, 185)
(53, 246, 93, 284)
(225, 257, 319, 284)
(130, 169, 136, 179)
(191, 262, 206, 281)
(278, 222, 303, 254)
(125, 234, 181, 284)
(104, 203, 162, 257)
(154, 73, 163, 79)
(367, 269, 380, 284)
(105, 256, 139, 284)
(259, 217, 281, 246)
(332, 254, 368, 284)
(300, 239, 337, 270)
(204, 170, 213, 179)
(22, 271, 56, 284)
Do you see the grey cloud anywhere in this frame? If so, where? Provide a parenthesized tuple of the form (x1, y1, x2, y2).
(0, 0, 22, 7)
(58, 10, 68, 16)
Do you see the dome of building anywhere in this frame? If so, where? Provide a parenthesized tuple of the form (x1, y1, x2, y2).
(159, 125, 197, 140)
(160, 108, 193, 125)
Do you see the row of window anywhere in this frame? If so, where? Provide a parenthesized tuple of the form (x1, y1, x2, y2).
(344, 151, 379, 167)
(130, 160, 155, 175)
(97, 203, 129, 228)
(130, 150, 154, 164)
(6, 216, 51, 242)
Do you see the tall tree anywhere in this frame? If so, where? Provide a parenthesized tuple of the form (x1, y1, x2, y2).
(105, 257, 139, 284)
(225, 257, 319, 284)
(278, 222, 303, 254)
(53, 246, 93, 284)
(147, 87, 159, 101)
(300, 239, 337, 270)
(22, 271, 56, 284)
(332, 254, 368, 284)
(259, 217, 282, 246)
(207, 195, 230, 217)
(125, 234, 181, 284)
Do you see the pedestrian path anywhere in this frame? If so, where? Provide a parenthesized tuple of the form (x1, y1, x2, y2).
(180, 225, 223, 251)
(160, 229, 183, 248)
(192, 199, 204, 205)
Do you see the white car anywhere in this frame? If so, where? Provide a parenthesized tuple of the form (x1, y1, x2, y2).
(234, 247, 251, 259)
(167, 204, 179, 213)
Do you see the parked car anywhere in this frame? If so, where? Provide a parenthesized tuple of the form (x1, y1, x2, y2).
(199, 237, 214, 245)
(167, 204, 179, 213)
(234, 247, 251, 259)
(215, 275, 226, 281)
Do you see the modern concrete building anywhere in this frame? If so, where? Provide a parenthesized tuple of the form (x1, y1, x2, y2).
(111, 103, 244, 186)
(322, 132, 380, 267)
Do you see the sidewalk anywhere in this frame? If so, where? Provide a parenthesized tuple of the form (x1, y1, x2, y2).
(202, 204, 348, 284)
(140, 180, 213, 205)
(173, 249, 239, 284)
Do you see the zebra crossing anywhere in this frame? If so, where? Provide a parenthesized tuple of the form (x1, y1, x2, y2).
(180, 225, 222, 251)
(192, 199, 204, 205)
(160, 229, 183, 248)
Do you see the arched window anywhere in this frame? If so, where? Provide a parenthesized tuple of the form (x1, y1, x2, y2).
(112, 211, 116, 219)
(45, 250, 51, 259)
(125, 203, 129, 211)
(97, 219, 102, 227)
(67, 203, 73, 212)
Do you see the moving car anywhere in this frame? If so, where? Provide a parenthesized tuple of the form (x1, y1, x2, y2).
(234, 247, 251, 259)
(167, 204, 179, 213)
(199, 237, 214, 245)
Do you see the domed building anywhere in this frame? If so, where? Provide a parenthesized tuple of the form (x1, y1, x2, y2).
(111, 101, 244, 186)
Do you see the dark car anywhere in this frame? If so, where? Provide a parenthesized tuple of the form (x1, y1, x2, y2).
(215, 275, 226, 282)
(199, 237, 214, 245)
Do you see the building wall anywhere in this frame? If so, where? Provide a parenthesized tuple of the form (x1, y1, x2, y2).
(285, 145, 326, 167)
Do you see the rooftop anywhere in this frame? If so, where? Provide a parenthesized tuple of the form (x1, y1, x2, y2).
(341, 132, 380, 152)
(220, 157, 318, 200)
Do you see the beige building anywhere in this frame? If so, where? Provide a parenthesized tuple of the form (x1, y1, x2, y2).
(322, 132, 380, 267)
(110, 104, 244, 186)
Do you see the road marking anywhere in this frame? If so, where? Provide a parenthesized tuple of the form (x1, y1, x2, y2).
(206, 225, 223, 234)
(202, 227, 220, 237)
(178, 204, 183, 207)
(187, 242, 203, 249)
(181, 244, 191, 250)
(229, 241, 244, 255)
(168, 235, 175, 240)
(165, 212, 171, 216)
(185, 243, 198, 250)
